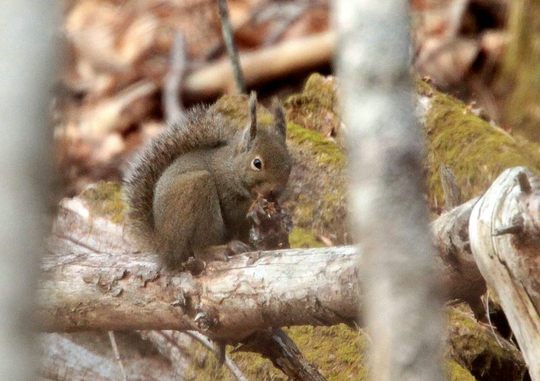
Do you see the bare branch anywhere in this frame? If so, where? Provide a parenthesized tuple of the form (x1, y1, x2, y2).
(185, 331, 248, 381)
(163, 33, 186, 125)
(186, 31, 334, 99)
(39, 188, 486, 336)
(217, 0, 246, 93)
(108, 331, 127, 381)
(440, 164, 462, 210)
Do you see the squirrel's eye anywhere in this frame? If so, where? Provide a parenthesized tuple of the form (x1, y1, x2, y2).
(251, 157, 263, 171)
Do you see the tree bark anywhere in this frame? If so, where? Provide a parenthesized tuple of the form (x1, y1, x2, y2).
(470, 167, 540, 380)
(41, 197, 359, 338)
(335, 1, 443, 380)
(40, 182, 487, 336)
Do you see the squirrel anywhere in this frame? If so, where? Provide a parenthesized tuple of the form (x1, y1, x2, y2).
(124, 92, 292, 269)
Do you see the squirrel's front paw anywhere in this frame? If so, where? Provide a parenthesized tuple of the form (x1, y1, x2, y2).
(226, 240, 252, 256)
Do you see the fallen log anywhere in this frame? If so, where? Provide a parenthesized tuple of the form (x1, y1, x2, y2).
(39, 180, 484, 338)
(41, 195, 359, 338)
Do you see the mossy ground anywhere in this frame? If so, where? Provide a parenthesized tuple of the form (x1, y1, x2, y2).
(80, 181, 126, 224)
(447, 306, 525, 380)
(285, 73, 340, 137)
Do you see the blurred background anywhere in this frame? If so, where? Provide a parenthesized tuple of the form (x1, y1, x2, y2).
(55, 0, 537, 197)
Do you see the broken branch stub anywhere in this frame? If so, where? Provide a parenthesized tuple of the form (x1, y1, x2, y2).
(470, 167, 540, 380)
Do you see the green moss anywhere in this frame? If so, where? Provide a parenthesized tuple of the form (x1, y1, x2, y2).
(285, 73, 340, 135)
(289, 227, 324, 248)
(446, 360, 476, 381)
(286, 325, 368, 381)
(80, 181, 126, 224)
(287, 122, 345, 167)
(447, 306, 526, 380)
(417, 80, 540, 207)
(212, 94, 275, 128)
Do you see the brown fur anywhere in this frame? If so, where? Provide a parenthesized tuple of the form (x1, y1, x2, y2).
(124, 94, 291, 269)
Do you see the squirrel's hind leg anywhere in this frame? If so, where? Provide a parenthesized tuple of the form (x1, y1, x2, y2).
(154, 169, 227, 269)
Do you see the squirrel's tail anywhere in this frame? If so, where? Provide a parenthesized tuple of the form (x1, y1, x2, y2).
(123, 106, 228, 252)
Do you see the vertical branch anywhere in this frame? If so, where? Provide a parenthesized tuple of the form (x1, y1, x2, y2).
(0, 2, 56, 380)
(334, 1, 443, 381)
(217, 0, 246, 93)
(163, 33, 186, 125)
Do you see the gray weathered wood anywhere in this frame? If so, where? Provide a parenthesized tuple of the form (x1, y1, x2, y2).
(470, 167, 540, 380)
(39, 187, 488, 338)
(40, 196, 360, 338)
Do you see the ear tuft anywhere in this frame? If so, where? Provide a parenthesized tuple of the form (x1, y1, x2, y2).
(272, 98, 286, 139)
(248, 91, 257, 142)
(239, 91, 258, 152)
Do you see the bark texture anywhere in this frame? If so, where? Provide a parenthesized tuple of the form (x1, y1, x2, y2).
(470, 167, 540, 380)
(40, 196, 359, 337)
(335, 1, 443, 380)
(40, 182, 487, 336)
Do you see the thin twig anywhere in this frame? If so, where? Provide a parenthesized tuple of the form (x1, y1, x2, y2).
(484, 290, 503, 347)
(440, 164, 462, 210)
(163, 33, 186, 125)
(217, 0, 246, 93)
(108, 331, 127, 381)
(184, 331, 249, 381)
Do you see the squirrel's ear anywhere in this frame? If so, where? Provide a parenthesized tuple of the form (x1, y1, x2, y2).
(272, 98, 286, 140)
(240, 91, 257, 151)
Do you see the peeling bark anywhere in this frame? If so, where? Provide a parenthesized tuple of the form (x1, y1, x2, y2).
(470, 167, 540, 380)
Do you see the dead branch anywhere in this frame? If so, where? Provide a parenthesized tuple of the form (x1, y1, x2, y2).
(235, 328, 326, 381)
(217, 0, 246, 93)
(40, 195, 359, 338)
(163, 33, 186, 125)
(185, 331, 248, 381)
(39, 183, 488, 337)
(470, 167, 540, 380)
(138, 330, 196, 378)
(107, 331, 127, 381)
(440, 164, 462, 210)
(432, 198, 486, 319)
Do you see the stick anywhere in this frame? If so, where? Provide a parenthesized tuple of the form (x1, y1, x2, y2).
(108, 331, 127, 381)
(217, 0, 246, 93)
(163, 33, 186, 125)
